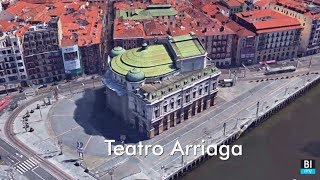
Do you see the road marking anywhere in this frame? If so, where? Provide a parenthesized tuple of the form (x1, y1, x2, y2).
(32, 168, 45, 180)
(23, 161, 33, 169)
(17, 164, 28, 172)
(30, 157, 39, 164)
(84, 136, 93, 150)
(20, 162, 31, 170)
(15, 153, 23, 158)
(15, 168, 23, 174)
(26, 159, 37, 166)
(14, 157, 39, 175)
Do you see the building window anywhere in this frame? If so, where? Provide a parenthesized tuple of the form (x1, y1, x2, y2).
(170, 101, 174, 109)
(193, 91, 196, 98)
(177, 98, 181, 106)
(186, 94, 190, 103)
(164, 105, 168, 112)
(199, 88, 203, 95)
(205, 86, 209, 93)
(154, 106, 160, 118)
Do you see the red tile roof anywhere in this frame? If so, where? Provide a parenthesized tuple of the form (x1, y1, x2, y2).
(276, 0, 308, 13)
(235, 9, 302, 33)
(113, 19, 145, 39)
(60, 5, 103, 46)
(0, 0, 103, 47)
(0, 20, 19, 32)
(114, 2, 148, 10)
(6, 2, 48, 21)
(15, 24, 31, 38)
(201, 4, 219, 16)
(224, 0, 241, 7)
(215, 13, 255, 36)
(143, 20, 167, 37)
(254, 0, 272, 8)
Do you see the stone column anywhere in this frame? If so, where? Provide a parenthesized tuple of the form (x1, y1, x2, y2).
(148, 128, 155, 138)
(173, 111, 177, 126)
(206, 98, 211, 108)
(194, 101, 198, 115)
(188, 106, 192, 119)
(165, 115, 170, 131)
(159, 121, 163, 134)
(200, 98, 204, 112)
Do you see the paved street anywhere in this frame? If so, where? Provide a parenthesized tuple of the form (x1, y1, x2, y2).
(0, 138, 56, 180)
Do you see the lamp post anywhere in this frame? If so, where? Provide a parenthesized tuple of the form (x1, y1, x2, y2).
(92, 76, 95, 88)
(58, 140, 63, 155)
(107, 169, 114, 180)
(256, 101, 260, 119)
(37, 104, 43, 120)
(223, 122, 226, 136)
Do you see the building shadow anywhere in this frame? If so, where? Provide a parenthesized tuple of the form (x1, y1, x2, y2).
(73, 87, 147, 144)
(301, 141, 320, 158)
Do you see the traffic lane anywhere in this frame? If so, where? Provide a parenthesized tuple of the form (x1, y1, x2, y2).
(32, 166, 57, 180)
(0, 146, 20, 166)
(0, 139, 27, 162)
(60, 78, 102, 88)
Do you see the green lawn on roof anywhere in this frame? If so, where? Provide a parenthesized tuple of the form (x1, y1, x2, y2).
(172, 34, 193, 42)
(174, 41, 202, 58)
(121, 45, 172, 67)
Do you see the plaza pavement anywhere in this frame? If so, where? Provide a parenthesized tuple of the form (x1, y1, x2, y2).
(10, 90, 96, 180)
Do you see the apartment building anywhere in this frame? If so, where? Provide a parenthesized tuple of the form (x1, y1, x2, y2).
(234, 9, 302, 63)
(23, 21, 65, 85)
(0, 31, 28, 86)
(216, 13, 256, 65)
(271, 0, 320, 56)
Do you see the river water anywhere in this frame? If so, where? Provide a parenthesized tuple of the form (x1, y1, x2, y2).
(183, 84, 320, 180)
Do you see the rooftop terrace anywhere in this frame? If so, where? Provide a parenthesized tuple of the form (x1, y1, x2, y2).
(115, 4, 178, 20)
(170, 34, 206, 58)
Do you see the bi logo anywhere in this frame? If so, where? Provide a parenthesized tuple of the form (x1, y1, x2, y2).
(300, 159, 316, 175)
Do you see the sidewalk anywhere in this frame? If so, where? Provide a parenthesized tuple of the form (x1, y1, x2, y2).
(11, 97, 96, 180)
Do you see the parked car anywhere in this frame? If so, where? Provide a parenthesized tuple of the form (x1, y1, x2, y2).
(38, 84, 47, 89)
(51, 82, 59, 86)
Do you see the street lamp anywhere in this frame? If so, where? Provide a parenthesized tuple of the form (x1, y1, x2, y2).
(37, 104, 43, 120)
(223, 122, 227, 136)
(107, 169, 114, 180)
(92, 76, 95, 88)
(58, 140, 63, 155)
(161, 165, 166, 179)
(69, 81, 72, 95)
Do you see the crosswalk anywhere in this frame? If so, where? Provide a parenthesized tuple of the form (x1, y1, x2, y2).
(14, 157, 39, 174)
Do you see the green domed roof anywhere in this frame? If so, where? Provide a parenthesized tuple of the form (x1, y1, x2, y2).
(110, 47, 126, 58)
(110, 44, 176, 78)
(126, 68, 145, 82)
